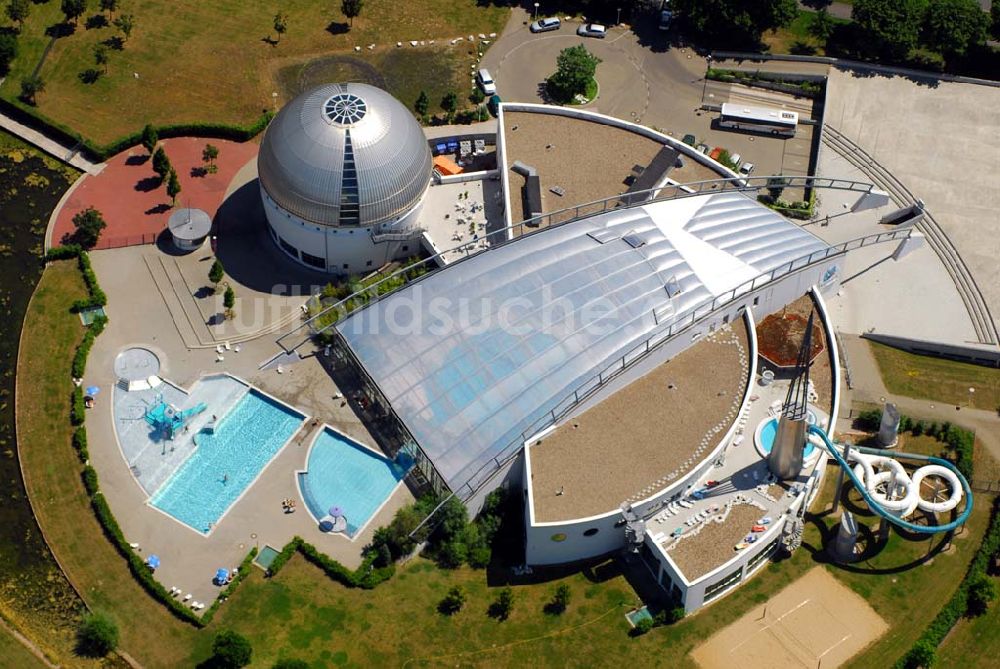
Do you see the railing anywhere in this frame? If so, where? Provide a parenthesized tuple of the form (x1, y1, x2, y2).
(92, 233, 160, 250)
(276, 174, 888, 353)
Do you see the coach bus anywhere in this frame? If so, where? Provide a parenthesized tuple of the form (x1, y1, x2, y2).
(718, 103, 798, 137)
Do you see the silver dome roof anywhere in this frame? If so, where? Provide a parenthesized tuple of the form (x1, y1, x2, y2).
(258, 83, 432, 228)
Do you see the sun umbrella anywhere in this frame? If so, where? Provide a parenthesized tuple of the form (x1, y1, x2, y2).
(329, 506, 344, 518)
(215, 568, 228, 584)
(146, 554, 160, 569)
(86, 386, 101, 396)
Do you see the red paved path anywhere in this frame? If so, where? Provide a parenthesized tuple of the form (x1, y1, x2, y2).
(54, 137, 259, 248)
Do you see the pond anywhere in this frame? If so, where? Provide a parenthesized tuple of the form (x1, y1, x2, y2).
(0, 132, 87, 648)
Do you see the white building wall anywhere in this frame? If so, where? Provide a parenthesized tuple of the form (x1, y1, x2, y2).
(261, 186, 425, 274)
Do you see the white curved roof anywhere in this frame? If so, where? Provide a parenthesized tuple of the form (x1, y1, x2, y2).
(257, 83, 432, 228)
(337, 192, 830, 493)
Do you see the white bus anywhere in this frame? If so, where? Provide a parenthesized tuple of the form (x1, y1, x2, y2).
(718, 103, 798, 137)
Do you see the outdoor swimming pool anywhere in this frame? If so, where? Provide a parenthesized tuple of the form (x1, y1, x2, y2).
(298, 428, 411, 537)
(150, 390, 304, 534)
(758, 417, 818, 459)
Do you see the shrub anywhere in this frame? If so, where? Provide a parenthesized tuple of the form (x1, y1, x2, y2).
(76, 612, 119, 657)
(546, 584, 571, 615)
(209, 259, 224, 285)
(71, 207, 107, 249)
(966, 573, 998, 616)
(72, 426, 89, 462)
(901, 639, 936, 669)
(211, 630, 253, 669)
(272, 661, 310, 669)
(630, 617, 654, 637)
(653, 606, 685, 625)
(151, 146, 171, 179)
(438, 585, 466, 615)
(82, 465, 99, 496)
(71, 387, 86, 425)
(489, 586, 514, 620)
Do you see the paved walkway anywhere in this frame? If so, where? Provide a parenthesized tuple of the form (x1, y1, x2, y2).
(50, 137, 258, 249)
(0, 109, 103, 175)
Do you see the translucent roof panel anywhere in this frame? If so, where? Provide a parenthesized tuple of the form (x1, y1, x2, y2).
(337, 192, 829, 493)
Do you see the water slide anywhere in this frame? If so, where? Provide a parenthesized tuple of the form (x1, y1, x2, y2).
(807, 425, 972, 534)
(179, 402, 207, 422)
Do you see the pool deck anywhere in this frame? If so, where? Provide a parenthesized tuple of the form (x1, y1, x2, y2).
(83, 243, 414, 609)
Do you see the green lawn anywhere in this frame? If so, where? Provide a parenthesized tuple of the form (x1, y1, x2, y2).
(1, 0, 509, 144)
(868, 341, 1000, 411)
(936, 572, 1000, 668)
(0, 623, 49, 669)
(764, 9, 850, 56)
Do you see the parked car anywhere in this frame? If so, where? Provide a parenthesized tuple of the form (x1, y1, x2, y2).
(577, 23, 607, 38)
(658, 9, 673, 30)
(530, 17, 561, 33)
(476, 68, 496, 96)
(739, 162, 755, 176)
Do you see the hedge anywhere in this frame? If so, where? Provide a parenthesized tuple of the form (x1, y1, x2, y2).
(0, 94, 273, 162)
(72, 426, 89, 462)
(71, 386, 86, 426)
(894, 496, 1000, 668)
(43, 247, 107, 311)
(267, 537, 395, 589)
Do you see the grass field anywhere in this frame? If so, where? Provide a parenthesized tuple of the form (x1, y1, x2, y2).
(936, 570, 1000, 668)
(0, 623, 49, 669)
(763, 9, 850, 56)
(1, 1, 509, 144)
(273, 45, 478, 116)
(16, 262, 994, 667)
(868, 341, 1000, 411)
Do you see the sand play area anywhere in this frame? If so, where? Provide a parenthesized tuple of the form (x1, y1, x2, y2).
(691, 567, 888, 669)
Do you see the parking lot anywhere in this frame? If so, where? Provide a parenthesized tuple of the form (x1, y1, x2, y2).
(480, 13, 819, 191)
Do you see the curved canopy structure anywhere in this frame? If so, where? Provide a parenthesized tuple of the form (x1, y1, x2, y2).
(337, 191, 830, 493)
(258, 82, 432, 228)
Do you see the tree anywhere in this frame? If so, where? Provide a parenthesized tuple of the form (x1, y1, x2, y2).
(438, 585, 466, 615)
(99, 0, 117, 20)
(76, 612, 118, 657)
(546, 44, 601, 103)
(902, 639, 936, 669)
(223, 284, 236, 319)
(0, 33, 17, 76)
(341, 0, 363, 27)
(967, 573, 998, 615)
(166, 168, 181, 205)
(273, 11, 287, 43)
(489, 586, 514, 620)
(414, 90, 429, 117)
(19, 75, 44, 105)
(93, 43, 108, 73)
(922, 0, 989, 58)
(151, 146, 171, 179)
(671, 0, 798, 48)
(440, 91, 458, 120)
(630, 616, 654, 636)
(993, 1, 1000, 41)
(71, 207, 107, 248)
(209, 258, 225, 286)
(202, 143, 219, 173)
(808, 7, 835, 42)
(547, 583, 571, 614)
(61, 0, 86, 25)
(851, 0, 927, 60)
(6, 0, 30, 30)
(113, 13, 134, 42)
(141, 124, 158, 155)
(211, 630, 252, 669)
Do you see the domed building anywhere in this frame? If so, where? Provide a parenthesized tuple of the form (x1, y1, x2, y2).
(258, 83, 432, 274)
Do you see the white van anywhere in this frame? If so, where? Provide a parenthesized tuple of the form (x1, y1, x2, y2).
(477, 69, 497, 95)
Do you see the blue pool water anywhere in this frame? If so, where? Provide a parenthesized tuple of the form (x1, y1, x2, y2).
(759, 417, 817, 458)
(150, 390, 304, 533)
(299, 428, 411, 537)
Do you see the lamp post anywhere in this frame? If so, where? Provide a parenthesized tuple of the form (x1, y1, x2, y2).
(533, 3, 539, 21)
(968, 386, 975, 408)
(616, 7, 621, 26)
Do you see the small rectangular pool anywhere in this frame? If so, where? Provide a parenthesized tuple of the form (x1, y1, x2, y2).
(150, 390, 304, 534)
(298, 428, 411, 537)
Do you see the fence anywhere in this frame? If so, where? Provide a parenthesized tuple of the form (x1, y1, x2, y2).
(92, 233, 160, 250)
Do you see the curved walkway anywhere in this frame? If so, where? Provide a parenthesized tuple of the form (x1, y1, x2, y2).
(0, 109, 102, 175)
(49, 137, 258, 249)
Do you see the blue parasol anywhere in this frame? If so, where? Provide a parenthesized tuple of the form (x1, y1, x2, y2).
(86, 386, 101, 396)
(215, 568, 229, 584)
(146, 554, 160, 569)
